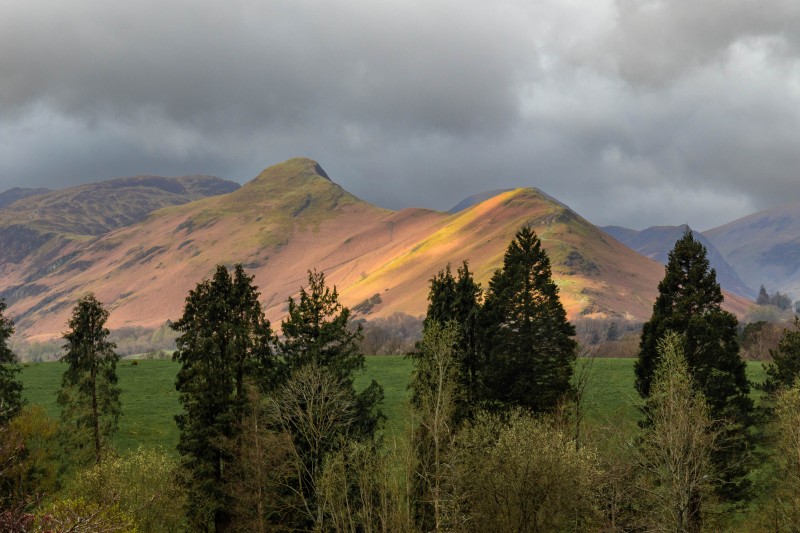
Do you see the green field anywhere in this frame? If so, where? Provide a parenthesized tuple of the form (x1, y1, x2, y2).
(20, 357, 768, 454)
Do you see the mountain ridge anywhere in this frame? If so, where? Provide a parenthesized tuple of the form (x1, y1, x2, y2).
(0, 159, 753, 340)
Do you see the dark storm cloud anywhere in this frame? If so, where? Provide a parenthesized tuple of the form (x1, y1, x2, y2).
(1, 0, 799, 230)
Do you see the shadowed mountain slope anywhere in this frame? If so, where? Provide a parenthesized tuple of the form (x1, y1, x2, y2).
(0, 187, 51, 208)
(704, 202, 800, 300)
(0, 158, 752, 340)
(603, 224, 755, 299)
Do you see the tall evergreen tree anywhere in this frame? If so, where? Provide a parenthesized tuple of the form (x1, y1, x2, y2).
(57, 294, 121, 465)
(0, 300, 22, 425)
(480, 226, 577, 413)
(422, 261, 482, 422)
(635, 228, 753, 500)
(172, 264, 275, 532)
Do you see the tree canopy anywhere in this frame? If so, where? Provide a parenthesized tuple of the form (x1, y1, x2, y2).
(635, 228, 753, 500)
(480, 226, 577, 413)
(172, 264, 275, 532)
(0, 300, 22, 425)
(57, 294, 121, 465)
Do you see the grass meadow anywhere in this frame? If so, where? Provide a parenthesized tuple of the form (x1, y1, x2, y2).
(19, 356, 768, 454)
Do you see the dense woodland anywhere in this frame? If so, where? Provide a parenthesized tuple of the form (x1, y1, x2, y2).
(2, 227, 800, 531)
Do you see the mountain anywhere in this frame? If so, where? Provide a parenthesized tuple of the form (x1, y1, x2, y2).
(603, 224, 755, 299)
(704, 202, 800, 300)
(0, 175, 240, 267)
(0, 187, 51, 208)
(0, 158, 752, 340)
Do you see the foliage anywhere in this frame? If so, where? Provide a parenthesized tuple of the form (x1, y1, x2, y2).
(450, 410, 600, 532)
(637, 332, 717, 533)
(423, 262, 482, 422)
(62, 446, 185, 532)
(635, 228, 753, 501)
(763, 317, 800, 394)
(58, 294, 121, 465)
(219, 384, 295, 533)
(0, 406, 59, 509)
(0, 299, 23, 424)
(357, 313, 423, 356)
(740, 320, 785, 361)
(280, 269, 383, 443)
(409, 321, 460, 531)
(34, 497, 137, 532)
(318, 438, 414, 532)
(481, 226, 577, 413)
(171, 264, 275, 532)
(765, 377, 800, 529)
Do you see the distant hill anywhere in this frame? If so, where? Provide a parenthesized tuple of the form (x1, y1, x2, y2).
(704, 202, 800, 301)
(0, 158, 752, 340)
(603, 224, 755, 299)
(0, 187, 50, 208)
(448, 189, 514, 213)
(0, 175, 240, 267)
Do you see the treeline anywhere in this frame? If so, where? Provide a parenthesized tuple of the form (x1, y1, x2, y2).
(4, 228, 800, 530)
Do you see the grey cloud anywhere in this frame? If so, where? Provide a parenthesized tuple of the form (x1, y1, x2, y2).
(1, 0, 800, 232)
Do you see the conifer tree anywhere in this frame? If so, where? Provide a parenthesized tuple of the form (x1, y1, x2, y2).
(0, 300, 22, 425)
(635, 228, 753, 500)
(172, 264, 275, 532)
(763, 317, 800, 394)
(422, 261, 482, 421)
(480, 226, 577, 413)
(57, 294, 121, 465)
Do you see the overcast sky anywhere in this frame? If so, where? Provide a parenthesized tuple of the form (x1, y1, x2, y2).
(2, 0, 799, 230)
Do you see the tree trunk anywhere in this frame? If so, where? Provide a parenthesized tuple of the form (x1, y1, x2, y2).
(91, 363, 101, 464)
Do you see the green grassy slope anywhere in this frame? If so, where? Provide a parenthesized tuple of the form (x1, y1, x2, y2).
(20, 357, 767, 454)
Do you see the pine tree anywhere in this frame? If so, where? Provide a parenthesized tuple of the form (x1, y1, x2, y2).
(757, 284, 770, 305)
(480, 226, 577, 413)
(421, 261, 482, 422)
(172, 264, 275, 532)
(0, 300, 22, 425)
(57, 294, 121, 465)
(635, 228, 753, 500)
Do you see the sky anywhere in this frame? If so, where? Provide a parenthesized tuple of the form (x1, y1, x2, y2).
(1, 0, 799, 230)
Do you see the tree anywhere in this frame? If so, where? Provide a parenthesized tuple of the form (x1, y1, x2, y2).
(635, 228, 753, 500)
(172, 264, 275, 532)
(276, 270, 384, 528)
(480, 226, 577, 413)
(424, 262, 482, 422)
(766, 377, 800, 529)
(757, 285, 770, 305)
(450, 410, 599, 532)
(637, 332, 717, 533)
(57, 294, 121, 465)
(0, 300, 22, 425)
(763, 317, 800, 394)
(279, 269, 383, 439)
(410, 321, 460, 531)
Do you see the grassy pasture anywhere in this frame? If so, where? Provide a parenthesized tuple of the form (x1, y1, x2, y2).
(20, 356, 768, 454)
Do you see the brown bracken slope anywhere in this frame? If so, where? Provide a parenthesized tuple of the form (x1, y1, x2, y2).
(0, 158, 752, 340)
